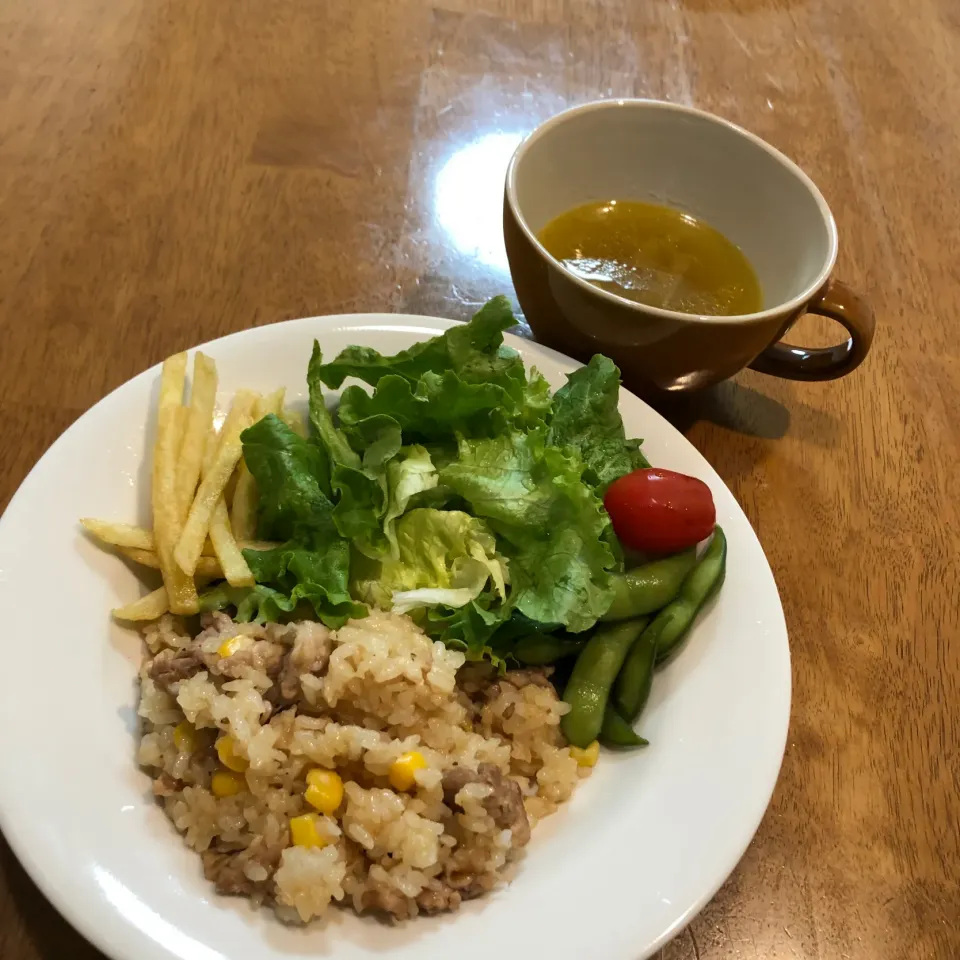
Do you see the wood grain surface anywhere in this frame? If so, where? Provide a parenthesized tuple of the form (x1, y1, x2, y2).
(1, 0, 957, 957)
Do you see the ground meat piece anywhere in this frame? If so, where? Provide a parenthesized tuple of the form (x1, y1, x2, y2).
(152, 773, 179, 797)
(201, 852, 258, 897)
(441, 763, 531, 847)
(277, 622, 332, 701)
(503, 667, 555, 690)
(441, 766, 482, 803)
(216, 639, 287, 679)
(147, 649, 203, 689)
(415, 878, 463, 914)
(198, 610, 236, 633)
(474, 667, 555, 706)
(201, 838, 281, 897)
(191, 614, 283, 677)
(360, 883, 416, 921)
(441, 845, 500, 900)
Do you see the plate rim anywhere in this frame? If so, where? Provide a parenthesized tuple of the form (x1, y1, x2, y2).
(0, 312, 791, 960)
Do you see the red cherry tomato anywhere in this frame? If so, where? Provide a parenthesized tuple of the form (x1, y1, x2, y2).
(603, 468, 716, 555)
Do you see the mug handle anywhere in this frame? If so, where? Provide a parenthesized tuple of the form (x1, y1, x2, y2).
(749, 279, 875, 381)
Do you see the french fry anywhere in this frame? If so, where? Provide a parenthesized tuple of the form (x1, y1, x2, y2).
(118, 547, 162, 570)
(80, 520, 245, 559)
(230, 473, 258, 540)
(223, 470, 239, 506)
(175, 393, 256, 576)
(197, 393, 260, 581)
(173, 406, 188, 453)
(113, 586, 169, 621)
(201, 421, 220, 477)
(224, 391, 261, 506)
(230, 389, 281, 541)
(81, 519, 155, 551)
(242, 539, 280, 552)
(209, 500, 255, 586)
(259, 388, 286, 419)
(202, 390, 258, 474)
(153, 353, 199, 614)
(81, 518, 273, 552)
(120, 547, 223, 579)
(88, 372, 285, 618)
(282, 408, 307, 438)
(175, 353, 218, 521)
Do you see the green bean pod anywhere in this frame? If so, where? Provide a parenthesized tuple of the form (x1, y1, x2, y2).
(513, 633, 585, 665)
(601, 549, 697, 622)
(599, 705, 649, 748)
(560, 619, 648, 748)
(652, 526, 727, 665)
(612, 613, 673, 722)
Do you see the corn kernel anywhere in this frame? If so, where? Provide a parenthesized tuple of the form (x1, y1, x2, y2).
(172, 722, 196, 755)
(217, 635, 247, 658)
(289, 813, 329, 849)
(304, 769, 344, 815)
(211, 770, 244, 798)
(569, 740, 600, 768)
(215, 735, 249, 772)
(388, 751, 427, 792)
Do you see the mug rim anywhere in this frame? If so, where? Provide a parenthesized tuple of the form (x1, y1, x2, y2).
(504, 98, 840, 325)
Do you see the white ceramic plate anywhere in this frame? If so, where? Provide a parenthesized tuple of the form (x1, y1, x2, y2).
(0, 315, 790, 960)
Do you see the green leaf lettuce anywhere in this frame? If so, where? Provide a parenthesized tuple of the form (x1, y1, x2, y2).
(547, 354, 649, 492)
(352, 508, 508, 615)
(236, 415, 364, 627)
(439, 430, 617, 632)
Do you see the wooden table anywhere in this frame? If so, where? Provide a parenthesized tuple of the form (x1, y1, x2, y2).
(1, 0, 957, 957)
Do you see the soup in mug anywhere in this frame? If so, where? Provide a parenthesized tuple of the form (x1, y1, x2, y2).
(537, 199, 762, 316)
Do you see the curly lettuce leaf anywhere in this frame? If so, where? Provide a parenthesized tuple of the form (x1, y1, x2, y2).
(310, 296, 518, 388)
(307, 345, 362, 470)
(547, 354, 649, 492)
(353, 508, 508, 615)
(241, 536, 364, 627)
(439, 431, 617, 632)
(336, 372, 517, 442)
(200, 545, 364, 628)
(328, 427, 398, 558)
(311, 298, 551, 440)
(521, 368, 553, 426)
(422, 595, 512, 668)
(199, 583, 293, 624)
(240, 414, 334, 541)
(383, 445, 439, 556)
(238, 414, 365, 627)
(307, 344, 401, 557)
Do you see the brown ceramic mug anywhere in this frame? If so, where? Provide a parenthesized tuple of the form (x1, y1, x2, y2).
(503, 100, 874, 393)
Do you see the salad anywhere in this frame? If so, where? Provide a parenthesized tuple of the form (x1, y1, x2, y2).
(209, 297, 659, 658)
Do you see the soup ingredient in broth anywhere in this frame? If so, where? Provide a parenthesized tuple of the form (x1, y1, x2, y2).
(538, 200, 762, 316)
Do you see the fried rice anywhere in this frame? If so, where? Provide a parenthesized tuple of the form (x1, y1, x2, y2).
(137, 609, 590, 923)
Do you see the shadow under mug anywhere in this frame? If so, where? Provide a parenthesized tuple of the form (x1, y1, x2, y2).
(503, 100, 875, 394)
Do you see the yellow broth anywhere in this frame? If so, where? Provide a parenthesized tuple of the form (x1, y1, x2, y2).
(537, 200, 762, 316)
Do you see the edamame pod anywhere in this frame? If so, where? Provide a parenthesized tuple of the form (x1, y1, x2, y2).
(599, 705, 649, 748)
(652, 526, 727, 665)
(601, 549, 697, 621)
(513, 633, 585, 665)
(560, 619, 647, 748)
(612, 613, 673, 722)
